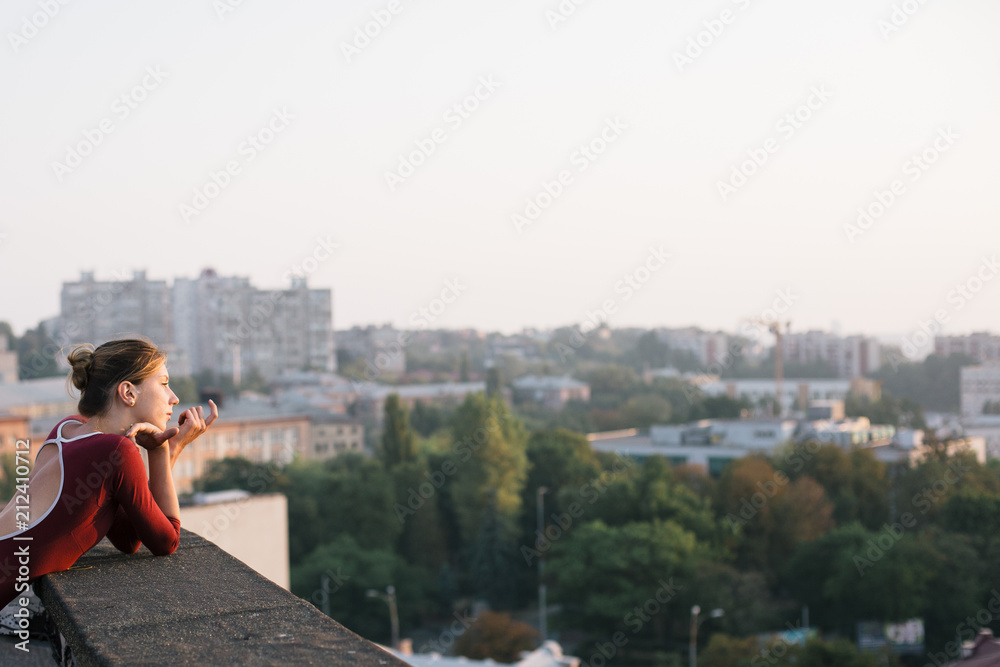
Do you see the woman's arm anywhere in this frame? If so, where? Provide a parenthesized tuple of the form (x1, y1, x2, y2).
(146, 442, 180, 521)
(106, 506, 140, 554)
(111, 438, 179, 556)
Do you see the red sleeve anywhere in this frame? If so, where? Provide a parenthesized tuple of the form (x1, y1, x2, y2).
(109, 438, 181, 556)
(106, 506, 141, 554)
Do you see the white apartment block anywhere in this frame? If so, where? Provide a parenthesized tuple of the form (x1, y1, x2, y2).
(782, 331, 880, 379)
(655, 328, 729, 367)
(936, 333, 1000, 364)
(59, 270, 172, 349)
(61, 268, 335, 382)
(960, 364, 1000, 418)
(698, 377, 880, 415)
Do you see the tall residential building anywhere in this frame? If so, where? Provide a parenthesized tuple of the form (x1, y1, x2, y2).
(172, 269, 335, 381)
(935, 333, 1000, 364)
(960, 364, 1000, 418)
(782, 331, 880, 378)
(58, 268, 335, 382)
(59, 270, 172, 348)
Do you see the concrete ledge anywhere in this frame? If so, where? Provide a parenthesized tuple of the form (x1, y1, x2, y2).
(35, 529, 406, 666)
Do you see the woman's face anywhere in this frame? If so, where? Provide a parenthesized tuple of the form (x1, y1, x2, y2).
(131, 361, 180, 430)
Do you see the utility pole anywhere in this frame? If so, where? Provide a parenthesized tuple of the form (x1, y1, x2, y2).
(366, 585, 399, 649)
(537, 486, 549, 640)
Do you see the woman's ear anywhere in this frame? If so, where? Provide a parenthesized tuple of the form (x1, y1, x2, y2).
(118, 381, 137, 407)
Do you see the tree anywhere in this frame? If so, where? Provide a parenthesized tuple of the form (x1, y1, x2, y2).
(392, 460, 448, 571)
(196, 457, 285, 494)
(622, 393, 672, 427)
(459, 351, 471, 382)
(448, 394, 529, 545)
(470, 490, 518, 609)
(716, 456, 834, 575)
(634, 331, 669, 369)
(784, 443, 889, 530)
(17, 323, 59, 380)
(410, 401, 447, 437)
(783, 523, 936, 636)
(453, 611, 540, 662)
(289, 534, 432, 645)
(547, 519, 700, 637)
(697, 634, 757, 667)
(486, 367, 503, 399)
(380, 394, 416, 468)
(872, 353, 974, 412)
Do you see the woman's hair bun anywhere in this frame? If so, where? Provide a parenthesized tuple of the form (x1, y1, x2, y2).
(66, 344, 96, 392)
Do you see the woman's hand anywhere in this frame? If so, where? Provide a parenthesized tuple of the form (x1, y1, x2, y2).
(125, 422, 179, 451)
(167, 400, 218, 467)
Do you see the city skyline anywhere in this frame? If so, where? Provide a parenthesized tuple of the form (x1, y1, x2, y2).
(1, 1, 998, 346)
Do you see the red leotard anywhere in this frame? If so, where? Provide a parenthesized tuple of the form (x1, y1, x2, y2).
(0, 416, 180, 608)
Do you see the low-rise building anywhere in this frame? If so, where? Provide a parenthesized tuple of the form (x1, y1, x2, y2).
(354, 381, 488, 424)
(179, 492, 289, 590)
(512, 375, 590, 410)
(309, 413, 364, 459)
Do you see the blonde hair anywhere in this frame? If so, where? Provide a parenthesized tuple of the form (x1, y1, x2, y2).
(65, 338, 166, 417)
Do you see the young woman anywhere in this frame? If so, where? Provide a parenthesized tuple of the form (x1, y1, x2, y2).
(0, 338, 218, 608)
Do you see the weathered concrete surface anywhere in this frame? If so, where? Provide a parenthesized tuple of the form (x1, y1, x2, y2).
(35, 529, 406, 666)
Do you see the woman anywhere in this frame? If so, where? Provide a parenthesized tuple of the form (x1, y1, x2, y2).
(0, 338, 218, 608)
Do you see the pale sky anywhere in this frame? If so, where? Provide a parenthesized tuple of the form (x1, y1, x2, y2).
(1, 0, 998, 344)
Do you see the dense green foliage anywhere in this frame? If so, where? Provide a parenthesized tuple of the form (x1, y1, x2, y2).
(195, 392, 1000, 664)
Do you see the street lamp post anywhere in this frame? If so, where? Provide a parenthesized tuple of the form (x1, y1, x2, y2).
(537, 486, 549, 640)
(366, 585, 399, 649)
(689, 605, 724, 667)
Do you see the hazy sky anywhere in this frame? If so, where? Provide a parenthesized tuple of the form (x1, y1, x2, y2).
(1, 0, 998, 345)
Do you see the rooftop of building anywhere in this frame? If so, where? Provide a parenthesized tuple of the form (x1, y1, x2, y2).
(511, 375, 589, 390)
